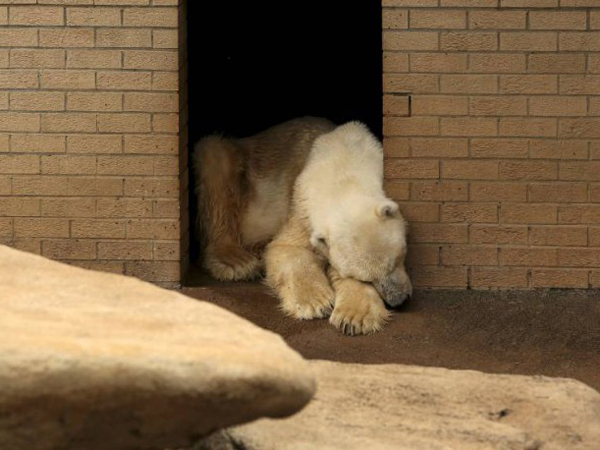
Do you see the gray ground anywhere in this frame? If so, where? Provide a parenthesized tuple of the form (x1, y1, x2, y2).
(183, 278, 600, 391)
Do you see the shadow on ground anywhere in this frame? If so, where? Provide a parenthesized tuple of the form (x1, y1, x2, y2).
(182, 278, 600, 391)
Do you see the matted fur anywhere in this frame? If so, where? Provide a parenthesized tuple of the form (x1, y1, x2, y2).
(193, 117, 335, 281)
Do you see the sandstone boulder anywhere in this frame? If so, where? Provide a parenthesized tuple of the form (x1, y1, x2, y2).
(0, 245, 315, 450)
(205, 360, 600, 450)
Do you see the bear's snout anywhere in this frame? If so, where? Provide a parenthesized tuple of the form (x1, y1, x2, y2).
(373, 279, 412, 310)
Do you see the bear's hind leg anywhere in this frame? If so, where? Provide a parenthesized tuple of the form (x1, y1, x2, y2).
(327, 267, 390, 336)
(264, 218, 334, 319)
(194, 136, 260, 281)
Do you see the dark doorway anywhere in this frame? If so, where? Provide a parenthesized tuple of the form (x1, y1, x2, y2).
(186, 1, 383, 275)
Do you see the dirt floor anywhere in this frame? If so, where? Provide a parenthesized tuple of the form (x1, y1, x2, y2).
(182, 276, 600, 391)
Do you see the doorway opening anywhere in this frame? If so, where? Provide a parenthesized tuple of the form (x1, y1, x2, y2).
(185, 1, 383, 285)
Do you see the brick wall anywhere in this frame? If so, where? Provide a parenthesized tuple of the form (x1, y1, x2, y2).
(0, 0, 183, 288)
(383, 1, 600, 289)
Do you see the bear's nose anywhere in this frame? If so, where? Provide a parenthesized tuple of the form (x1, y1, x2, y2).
(384, 293, 411, 310)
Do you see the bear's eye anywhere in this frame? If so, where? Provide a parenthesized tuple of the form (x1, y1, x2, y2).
(318, 237, 327, 247)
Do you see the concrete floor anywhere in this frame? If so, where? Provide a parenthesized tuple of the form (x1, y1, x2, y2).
(182, 280, 600, 391)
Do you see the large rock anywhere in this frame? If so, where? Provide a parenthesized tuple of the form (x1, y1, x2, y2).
(0, 245, 315, 450)
(205, 360, 600, 450)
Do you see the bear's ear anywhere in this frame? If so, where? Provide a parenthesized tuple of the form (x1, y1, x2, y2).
(375, 201, 399, 219)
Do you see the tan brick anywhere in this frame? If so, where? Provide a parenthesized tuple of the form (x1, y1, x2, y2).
(0, 218, 11, 237)
(0, 155, 39, 174)
(559, 249, 600, 267)
(470, 139, 528, 159)
(123, 7, 177, 27)
(97, 71, 152, 91)
(384, 159, 439, 179)
(500, 247, 558, 267)
(469, 54, 525, 74)
(470, 225, 528, 245)
(410, 138, 468, 158)
(471, 182, 527, 202)
(529, 96, 586, 117)
(384, 117, 439, 136)
(531, 269, 589, 288)
(529, 183, 588, 203)
(125, 261, 180, 283)
(67, 135, 122, 154)
(501, 0, 557, 6)
(383, 31, 438, 51)
(123, 177, 178, 198)
(499, 161, 558, 181)
(66, 7, 121, 26)
(593, 271, 600, 288)
(384, 94, 410, 116)
(11, 238, 41, 255)
(153, 199, 178, 218)
(10, 49, 64, 69)
(530, 226, 587, 247)
(6, 135, 53, 158)
(384, 180, 410, 201)
(98, 241, 153, 260)
(154, 242, 180, 261)
(411, 266, 468, 288)
(40, 28, 94, 48)
(592, 144, 600, 161)
(530, 11, 586, 30)
(123, 50, 177, 70)
(124, 135, 177, 155)
(97, 156, 153, 175)
(384, 74, 438, 94)
(9, 6, 64, 26)
(406, 244, 440, 266)
(559, 119, 600, 139)
(441, 117, 497, 136)
(67, 92, 122, 112)
(41, 70, 95, 89)
(593, 184, 600, 202)
(559, 205, 600, 224)
(68, 261, 124, 276)
(500, 75, 557, 94)
(440, 0, 497, 5)
(560, 162, 600, 181)
(124, 92, 177, 112)
(0, 176, 10, 196)
(12, 176, 68, 196)
(383, 137, 410, 158)
(442, 203, 498, 223)
(97, 28, 152, 48)
(443, 160, 498, 180)
(41, 198, 95, 218)
(67, 177, 123, 197)
(0, 70, 38, 89)
(470, 267, 528, 288)
(499, 118, 557, 138)
(440, 32, 497, 51)
(127, 219, 178, 239)
(152, 71, 178, 90)
(409, 223, 468, 244)
(67, 49, 121, 69)
(470, 96, 526, 116)
(382, 9, 408, 30)
(42, 113, 96, 133)
(469, 11, 526, 30)
(410, 53, 467, 74)
(10, 92, 64, 112)
(397, 202, 439, 223)
(0, 198, 40, 217)
(383, 53, 409, 73)
(591, 228, 600, 247)
(412, 95, 467, 116)
(411, 181, 468, 202)
(152, 113, 178, 133)
(560, 32, 600, 51)
(411, 10, 466, 29)
(71, 219, 125, 239)
(528, 54, 585, 74)
(96, 198, 152, 218)
(501, 32, 557, 51)
(13, 218, 69, 238)
(501, 204, 557, 224)
(442, 245, 498, 266)
(440, 75, 497, 94)
(42, 239, 96, 260)
(97, 113, 151, 133)
(529, 140, 588, 160)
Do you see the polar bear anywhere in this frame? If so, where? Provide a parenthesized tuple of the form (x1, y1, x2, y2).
(264, 122, 412, 335)
(193, 117, 335, 281)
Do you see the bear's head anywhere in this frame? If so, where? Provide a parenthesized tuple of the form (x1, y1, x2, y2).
(310, 196, 412, 309)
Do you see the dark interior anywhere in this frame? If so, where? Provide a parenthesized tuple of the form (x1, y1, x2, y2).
(186, 1, 383, 272)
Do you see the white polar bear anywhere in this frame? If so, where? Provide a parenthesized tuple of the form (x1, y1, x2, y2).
(264, 122, 412, 335)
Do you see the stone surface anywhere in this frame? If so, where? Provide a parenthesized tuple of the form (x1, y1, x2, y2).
(0, 245, 315, 450)
(202, 360, 600, 450)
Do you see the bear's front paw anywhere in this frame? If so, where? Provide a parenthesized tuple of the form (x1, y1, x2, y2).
(329, 285, 390, 336)
(279, 278, 335, 320)
(204, 245, 261, 281)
